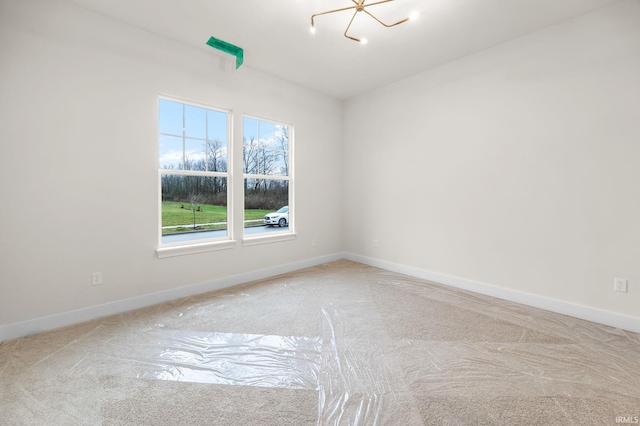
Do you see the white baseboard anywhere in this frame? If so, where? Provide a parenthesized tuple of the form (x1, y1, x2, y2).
(0, 253, 344, 343)
(344, 253, 640, 334)
(3, 251, 639, 343)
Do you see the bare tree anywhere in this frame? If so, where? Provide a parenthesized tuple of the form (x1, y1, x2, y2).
(276, 125, 289, 176)
(243, 136, 258, 190)
(189, 193, 203, 229)
(207, 140, 226, 172)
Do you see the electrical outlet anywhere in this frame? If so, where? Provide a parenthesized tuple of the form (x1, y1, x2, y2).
(614, 278, 627, 293)
(92, 272, 103, 286)
(312, 239, 316, 247)
(373, 239, 378, 248)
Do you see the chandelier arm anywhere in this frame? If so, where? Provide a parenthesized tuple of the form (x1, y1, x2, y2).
(311, 4, 358, 30)
(311, 4, 358, 24)
(343, 9, 363, 43)
(360, 0, 395, 9)
(363, 8, 409, 27)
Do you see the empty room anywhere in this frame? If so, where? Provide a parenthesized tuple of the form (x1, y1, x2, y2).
(1, 0, 639, 424)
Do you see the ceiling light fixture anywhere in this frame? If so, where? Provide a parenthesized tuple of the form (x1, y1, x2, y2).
(310, 0, 415, 44)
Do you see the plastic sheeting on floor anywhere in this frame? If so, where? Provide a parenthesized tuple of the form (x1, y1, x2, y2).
(1, 260, 639, 425)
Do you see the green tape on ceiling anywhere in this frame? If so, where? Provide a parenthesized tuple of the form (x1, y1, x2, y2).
(206, 36, 243, 69)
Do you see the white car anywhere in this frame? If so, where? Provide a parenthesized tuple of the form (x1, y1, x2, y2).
(264, 206, 289, 227)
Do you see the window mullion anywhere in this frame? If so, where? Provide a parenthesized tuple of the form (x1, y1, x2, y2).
(182, 104, 186, 170)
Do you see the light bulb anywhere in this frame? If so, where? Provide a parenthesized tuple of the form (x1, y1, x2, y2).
(310, 26, 316, 34)
(360, 38, 368, 45)
(409, 12, 419, 21)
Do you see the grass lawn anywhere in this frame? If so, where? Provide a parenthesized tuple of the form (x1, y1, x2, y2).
(162, 202, 272, 234)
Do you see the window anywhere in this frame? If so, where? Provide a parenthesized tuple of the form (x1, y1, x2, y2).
(243, 116, 292, 237)
(156, 99, 294, 255)
(158, 98, 229, 245)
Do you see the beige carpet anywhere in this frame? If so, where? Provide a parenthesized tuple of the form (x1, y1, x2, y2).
(1, 260, 639, 425)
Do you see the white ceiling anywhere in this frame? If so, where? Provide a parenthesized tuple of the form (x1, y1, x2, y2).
(66, 0, 622, 99)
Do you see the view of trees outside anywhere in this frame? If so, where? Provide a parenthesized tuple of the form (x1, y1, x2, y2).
(158, 99, 292, 243)
(243, 117, 290, 232)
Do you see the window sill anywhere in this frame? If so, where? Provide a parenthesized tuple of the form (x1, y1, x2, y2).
(242, 232, 297, 247)
(156, 239, 237, 258)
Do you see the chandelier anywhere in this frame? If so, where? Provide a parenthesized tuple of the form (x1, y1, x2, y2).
(310, 0, 417, 44)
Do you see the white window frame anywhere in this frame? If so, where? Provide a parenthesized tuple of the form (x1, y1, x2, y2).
(156, 96, 236, 258)
(242, 114, 296, 246)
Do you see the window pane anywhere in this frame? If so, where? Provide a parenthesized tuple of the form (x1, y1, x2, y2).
(206, 140, 227, 173)
(243, 142, 259, 174)
(258, 120, 276, 149)
(159, 99, 183, 136)
(184, 139, 206, 171)
(184, 105, 207, 139)
(244, 117, 258, 144)
(256, 148, 271, 175)
(161, 175, 228, 244)
(243, 135, 288, 175)
(159, 135, 183, 170)
(273, 151, 289, 176)
(275, 124, 289, 151)
(207, 110, 227, 142)
(250, 149, 288, 177)
(244, 178, 289, 235)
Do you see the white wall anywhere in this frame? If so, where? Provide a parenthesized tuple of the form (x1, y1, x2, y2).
(0, 0, 343, 338)
(2, 0, 639, 340)
(344, 1, 640, 323)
